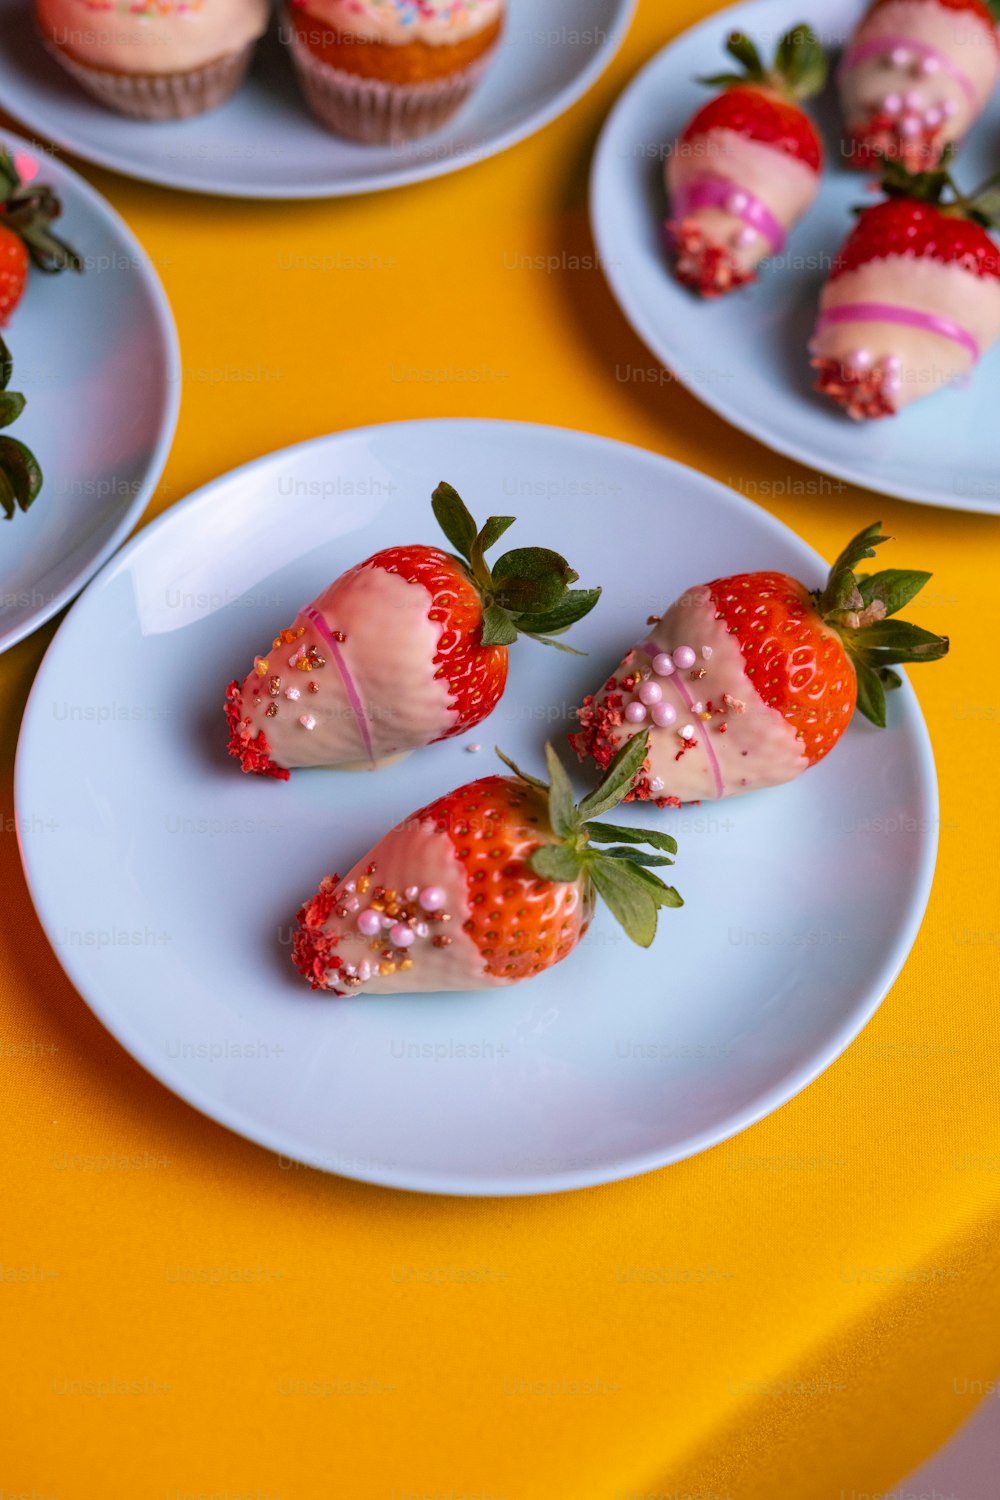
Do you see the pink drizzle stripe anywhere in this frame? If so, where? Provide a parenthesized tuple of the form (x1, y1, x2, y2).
(303, 606, 376, 769)
(838, 34, 978, 107)
(816, 301, 981, 361)
(672, 178, 787, 254)
(637, 641, 724, 800)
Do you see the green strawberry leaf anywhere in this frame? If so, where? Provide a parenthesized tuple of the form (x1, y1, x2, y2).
(620, 860, 685, 908)
(0, 466, 15, 521)
(492, 547, 577, 614)
(544, 742, 578, 839)
(0, 390, 26, 429)
(585, 820, 677, 854)
(846, 619, 949, 665)
(530, 843, 582, 884)
(696, 70, 750, 88)
(0, 336, 12, 392)
(576, 731, 650, 823)
(856, 569, 932, 617)
(724, 30, 764, 76)
(475, 514, 516, 554)
(599, 847, 676, 868)
(431, 481, 478, 562)
(0, 437, 42, 512)
(494, 746, 547, 790)
(515, 588, 602, 637)
(775, 23, 827, 99)
(479, 602, 519, 647)
(819, 522, 889, 615)
(853, 659, 888, 728)
(588, 858, 660, 948)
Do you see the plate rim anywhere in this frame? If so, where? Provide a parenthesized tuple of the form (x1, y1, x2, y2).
(589, 0, 1000, 515)
(0, 0, 638, 200)
(15, 417, 940, 1196)
(0, 125, 181, 654)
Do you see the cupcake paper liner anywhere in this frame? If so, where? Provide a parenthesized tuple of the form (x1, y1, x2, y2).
(40, 33, 257, 121)
(285, 20, 496, 145)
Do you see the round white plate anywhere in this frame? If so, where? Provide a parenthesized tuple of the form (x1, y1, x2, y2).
(16, 419, 938, 1196)
(0, 0, 636, 199)
(591, 0, 1000, 513)
(0, 127, 179, 653)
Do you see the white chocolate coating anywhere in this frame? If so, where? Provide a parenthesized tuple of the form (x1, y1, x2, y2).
(302, 818, 508, 994)
(667, 127, 820, 275)
(814, 255, 1000, 409)
(238, 565, 454, 771)
(839, 0, 1000, 148)
(579, 589, 809, 802)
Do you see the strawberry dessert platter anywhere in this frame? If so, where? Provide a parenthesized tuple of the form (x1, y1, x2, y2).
(225, 483, 601, 780)
(839, 0, 1000, 170)
(811, 157, 1000, 418)
(292, 731, 682, 996)
(570, 524, 948, 806)
(665, 23, 827, 296)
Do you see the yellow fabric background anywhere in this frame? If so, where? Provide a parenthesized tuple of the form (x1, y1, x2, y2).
(3, 4, 999, 1495)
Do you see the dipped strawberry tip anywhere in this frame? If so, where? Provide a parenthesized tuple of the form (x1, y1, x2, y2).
(224, 679, 289, 780)
(668, 219, 757, 297)
(813, 521, 949, 727)
(0, 333, 42, 520)
(811, 355, 899, 420)
(431, 481, 601, 652)
(0, 147, 83, 277)
(697, 22, 827, 102)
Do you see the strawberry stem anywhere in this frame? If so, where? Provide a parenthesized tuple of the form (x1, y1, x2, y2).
(431, 481, 601, 652)
(0, 149, 82, 276)
(698, 21, 827, 101)
(815, 522, 949, 727)
(496, 732, 683, 948)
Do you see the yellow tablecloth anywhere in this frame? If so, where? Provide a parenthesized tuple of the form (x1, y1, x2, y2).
(3, 5, 999, 1495)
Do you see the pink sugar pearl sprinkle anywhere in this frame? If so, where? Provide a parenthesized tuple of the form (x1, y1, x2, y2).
(357, 909, 381, 937)
(651, 702, 677, 728)
(672, 645, 697, 670)
(638, 680, 663, 706)
(652, 653, 675, 677)
(625, 702, 648, 724)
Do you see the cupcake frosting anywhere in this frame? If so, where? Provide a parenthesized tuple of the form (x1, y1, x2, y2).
(37, 0, 270, 72)
(288, 0, 504, 45)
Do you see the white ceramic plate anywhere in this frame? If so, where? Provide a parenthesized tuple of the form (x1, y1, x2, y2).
(0, 0, 636, 199)
(0, 127, 179, 653)
(16, 419, 938, 1196)
(591, 0, 1000, 513)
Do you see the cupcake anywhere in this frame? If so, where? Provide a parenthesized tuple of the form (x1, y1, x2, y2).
(36, 0, 271, 121)
(284, 0, 505, 144)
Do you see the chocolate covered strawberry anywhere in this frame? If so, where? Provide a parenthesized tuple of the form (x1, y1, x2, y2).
(666, 24, 826, 296)
(226, 483, 600, 780)
(839, 0, 1000, 171)
(571, 525, 948, 806)
(0, 148, 81, 325)
(0, 335, 42, 520)
(292, 732, 682, 995)
(811, 158, 1000, 419)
